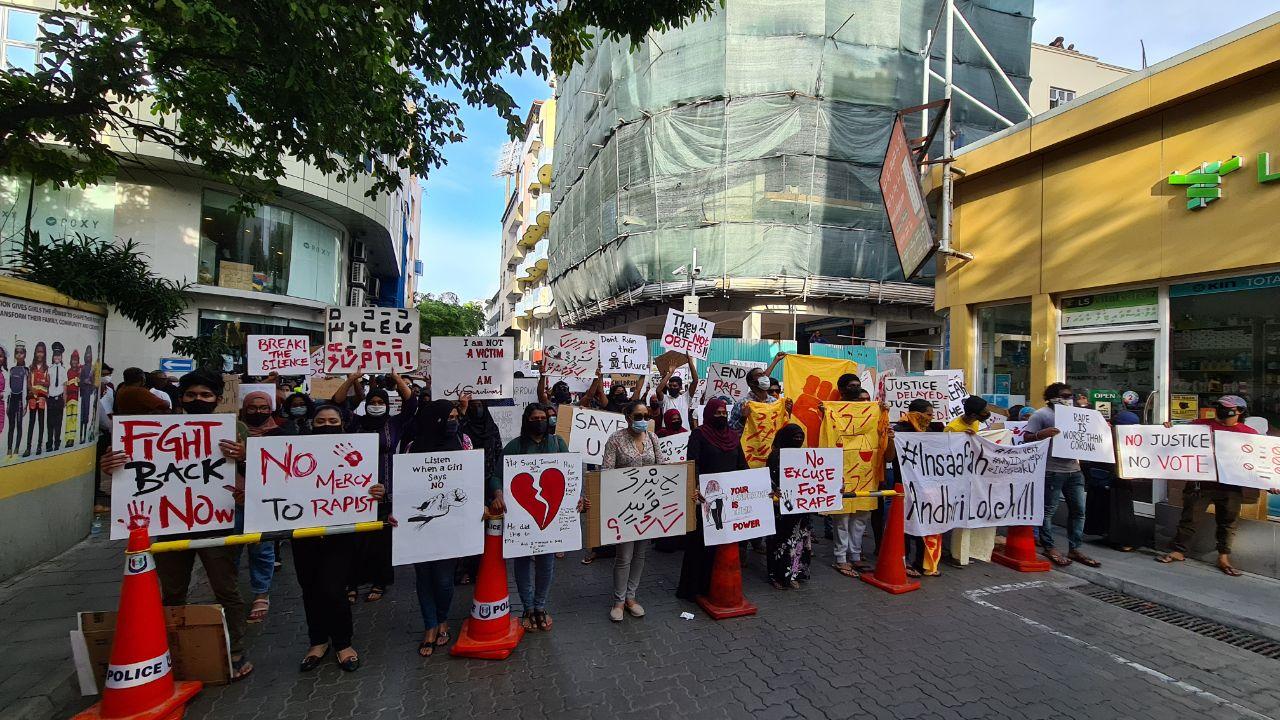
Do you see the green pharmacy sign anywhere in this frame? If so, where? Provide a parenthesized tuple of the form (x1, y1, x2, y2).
(1168, 153, 1280, 210)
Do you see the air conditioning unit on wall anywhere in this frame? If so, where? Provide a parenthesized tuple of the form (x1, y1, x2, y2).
(347, 286, 366, 307)
(350, 240, 367, 261)
(368, 277, 381, 298)
(349, 261, 368, 287)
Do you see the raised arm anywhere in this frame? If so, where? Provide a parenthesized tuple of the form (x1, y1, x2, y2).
(332, 370, 364, 405)
(388, 370, 411, 401)
(765, 351, 786, 377)
(537, 359, 550, 404)
(685, 354, 700, 398)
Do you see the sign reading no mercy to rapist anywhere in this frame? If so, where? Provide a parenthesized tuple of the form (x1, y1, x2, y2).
(243, 434, 380, 532)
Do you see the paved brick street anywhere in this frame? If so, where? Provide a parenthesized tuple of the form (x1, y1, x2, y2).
(33, 533, 1278, 720)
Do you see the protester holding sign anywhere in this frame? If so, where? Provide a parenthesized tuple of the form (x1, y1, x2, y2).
(600, 400, 668, 622)
(729, 354, 787, 431)
(1158, 395, 1276, 576)
(944, 397, 997, 566)
(677, 399, 749, 601)
(887, 399, 944, 577)
(239, 391, 280, 624)
(1022, 383, 1099, 568)
(655, 353, 700, 432)
(766, 425, 814, 589)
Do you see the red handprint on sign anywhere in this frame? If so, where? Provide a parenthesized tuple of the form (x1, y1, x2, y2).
(791, 375, 837, 448)
(119, 500, 153, 530)
(334, 442, 363, 466)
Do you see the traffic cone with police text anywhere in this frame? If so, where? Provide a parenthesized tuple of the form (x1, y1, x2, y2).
(451, 517, 524, 660)
(696, 542, 758, 620)
(861, 485, 921, 595)
(74, 522, 201, 720)
(992, 525, 1051, 572)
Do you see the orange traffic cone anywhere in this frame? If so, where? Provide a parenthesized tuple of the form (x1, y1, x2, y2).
(991, 525, 1051, 572)
(451, 517, 524, 660)
(74, 522, 201, 720)
(861, 484, 921, 595)
(695, 542, 758, 620)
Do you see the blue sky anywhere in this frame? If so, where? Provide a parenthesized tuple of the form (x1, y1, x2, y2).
(417, 1, 1280, 303)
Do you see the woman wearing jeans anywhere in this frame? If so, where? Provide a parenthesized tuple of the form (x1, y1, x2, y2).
(494, 403, 586, 631)
(600, 400, 668, 622)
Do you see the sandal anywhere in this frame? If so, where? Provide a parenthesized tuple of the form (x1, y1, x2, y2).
(1068, 550, 1100, 568)
(520, 611, 537, 631)
(770, 579, 789, 590)
(435, 627, 451, 647)
(231, 655, 255, 681)
(248, 597, 269, 624)
(905, 568, 922, 578)
(1044, 549, 1072, 567)
(534, 610, 553, 631)
(365, 587, 385, 603)
(1219, 563, 1244, 577)
(581, 551, 596, 565)
(1155, 552, 1185, 564)
(418, 634, 435, 657)
(832, 562, 858, 578)
(299, 646, 329, 672)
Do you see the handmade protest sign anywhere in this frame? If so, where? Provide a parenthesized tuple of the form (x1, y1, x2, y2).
(243, 433, 380, 532)
(513, 377, 540, 409)
(599, 333, 649, 374)
(883, 375, 954, 423)
(514, 359, 539, 377)
(543, 330, 600, 384)
(1006, 421, 1028, 445)
(1052, 404, 1116, 463)
(489, 406, 521, 445)
(1213, 432, 1280, 490)
(237, 382, 277, 410)
(740, 400, 789, 468)
(784, 354, 858, 447)
(658, 431, 690, 463)
(699, 468, 776, 545)
(502, 453, 583, 557)
(778, 448, 843, 515)
(895, 433, 1048, 536)
(391, 451, 485, 565)
(110, 415, 238, 540)
(699, 363, 753, 404)
(430, 336, 514, 400)
(660, 309, 714, 360)
(925, 369, 967, 420)
(247, 335, 310, 375)
(818, 401, 886, 513)
(598, 464, 689, 545)
(557, 406, 628, 464)
(324, 307, 418, 373)
(1116, 425, 1214, 481)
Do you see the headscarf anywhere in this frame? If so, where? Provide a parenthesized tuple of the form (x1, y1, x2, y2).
(656, 408, 685, 437)
(696, 398, 739, 453)
(241, 390, 280, 437)
(766, 424, 806, 477)
(462, 400, 500, 447)
(359, 388, 391, 431)
(415, 399, 464, 452)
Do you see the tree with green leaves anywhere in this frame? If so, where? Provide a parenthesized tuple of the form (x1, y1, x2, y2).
(0, 0, 718, 207)
(418, 294, 486, 341)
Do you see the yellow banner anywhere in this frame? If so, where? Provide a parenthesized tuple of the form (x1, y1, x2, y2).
(740, 400, 789, 468)
(818, 401, 886, 513)
(784, 354, 859, 448)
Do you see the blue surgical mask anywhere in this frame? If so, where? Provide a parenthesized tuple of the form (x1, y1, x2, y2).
(289, 406, 307, 418)
(631, 420, 649, 433)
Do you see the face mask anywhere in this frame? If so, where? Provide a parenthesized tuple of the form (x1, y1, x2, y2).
(312, 424, 343, 435)
(782, 434, 804, 449)
(755, 376, 771, 390)
(244, 412, 271, 426)
(445, 419, 460, 434)
(631, 420, 649, 433)
(1216, 408, 1238, 420)
(611, 394, 627, 404)
(1051, 397, 1070, 406)
(667, 386, 680, 397)
(183, 399, 218, 414)
(709, 416, 728, 430)
(529, 419, 548, 436)
(289, 406, 308, 418)
(549, 415, 558, 427)
(366, 404, 387, 417)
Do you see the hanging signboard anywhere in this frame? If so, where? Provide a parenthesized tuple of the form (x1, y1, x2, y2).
(880, 114, 935, 280)
(1061, 289, 1158, 329)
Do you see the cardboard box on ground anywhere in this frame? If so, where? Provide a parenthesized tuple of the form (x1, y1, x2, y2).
(74, 605, 231, 694)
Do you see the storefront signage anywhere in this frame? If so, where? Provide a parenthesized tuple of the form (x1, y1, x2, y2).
(880, 116, 936, 280)
(1170, 272, 1280, 298)
(1060, 288, 1157, 328)
(1167, 152, 1280, 211)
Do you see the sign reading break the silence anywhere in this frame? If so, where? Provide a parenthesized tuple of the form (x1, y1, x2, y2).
(243, 433, 380, 532)
(778, 448, 843, 515)
(1115, 425, 1215, 481)
(430, 336, 515, 400)
(247, 335, 311, 375)
(1052, 404, 1116, 463)
(699, 468, 776, 545)
(324, 307, 419, 374)
(660, 309, 714, 360)
(110, 415, 238, 540)
(502, 453, 584, 558)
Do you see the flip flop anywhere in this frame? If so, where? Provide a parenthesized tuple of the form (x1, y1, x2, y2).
(1219, 564, 1244, 577)
(435, 628, 451, 647)
(1155, 553, 1184, 564)
(231, 655, 254, 682)
(831, 563, 858, 578)
(247, 598, 269, 624)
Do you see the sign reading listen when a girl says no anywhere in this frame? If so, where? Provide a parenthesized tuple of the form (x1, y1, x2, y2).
(430, 336, 515, 400)
(324, 307, 419, 374)
(242, 434, 380, 532)
(660, 309, 714, 360)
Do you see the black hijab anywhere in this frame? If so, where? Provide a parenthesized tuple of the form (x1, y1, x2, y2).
(463, 400, 500, 448)
(416, 399, 464, 452)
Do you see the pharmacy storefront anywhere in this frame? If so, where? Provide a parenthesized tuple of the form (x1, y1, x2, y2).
(936, 18, 1280, 575)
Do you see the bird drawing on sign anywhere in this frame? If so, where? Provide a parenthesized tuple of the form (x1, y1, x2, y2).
(408, 489, 468, 528)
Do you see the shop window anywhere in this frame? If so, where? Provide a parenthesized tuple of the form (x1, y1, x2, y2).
(198, 311, 323, 372)
(976, 303, 1031, 411)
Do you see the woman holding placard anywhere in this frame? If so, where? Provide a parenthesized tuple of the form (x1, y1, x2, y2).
(766, 424, 813, 589)
(601, 400, 668, 622)
(678, 399, 747, 600)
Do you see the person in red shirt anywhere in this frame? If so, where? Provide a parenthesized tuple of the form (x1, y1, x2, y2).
(1158, 395, 1276, 576)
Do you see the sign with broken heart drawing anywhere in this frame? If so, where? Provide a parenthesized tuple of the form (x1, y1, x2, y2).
(501, 452, 584, 558)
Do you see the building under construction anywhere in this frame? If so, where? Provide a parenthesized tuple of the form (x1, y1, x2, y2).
(548, 0, 1033, 352)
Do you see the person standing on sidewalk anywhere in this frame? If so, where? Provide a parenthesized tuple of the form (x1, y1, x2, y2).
(766, 423, 813, 589)
(886, 399, 942, 577)
(601, 400, 668, 622)
(677, 399, 748, 600)
(1157, 395, 1277, 576)
(239, 391, 278, 625)
(1022, 382, 1100, 568)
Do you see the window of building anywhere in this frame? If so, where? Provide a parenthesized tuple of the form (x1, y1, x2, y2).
(198, 310, 324, 373)
(2, 7, 40, 72)
(197, 190, 342, 303)
(976, 303, 1031, 411)
(1049, 86, 1076, 109)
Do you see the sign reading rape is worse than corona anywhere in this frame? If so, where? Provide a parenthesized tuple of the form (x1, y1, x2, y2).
(324, 307, 418, 374)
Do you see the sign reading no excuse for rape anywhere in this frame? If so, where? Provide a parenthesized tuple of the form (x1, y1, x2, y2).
(391, 450, 485, 566)
(110, 414, 238, 540)
(243, 433, 380, 532)
(699, 468, 776, 545)
(1052, 404, 1115, 463)
(1115, 425, 1215, 481)
(778, 448, 843, 514)
(503, 453, 584, 558)
(1214, 432, 1280, 491)
(430, 336, 515, 400)
(895, 433, 1048, 536)
(324, 307, 419, 374)
(247, 335, 311, 375)
(660, 309, 714, 360)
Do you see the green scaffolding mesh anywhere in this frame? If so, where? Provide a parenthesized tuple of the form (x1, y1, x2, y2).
(549, 0, 1033, 321)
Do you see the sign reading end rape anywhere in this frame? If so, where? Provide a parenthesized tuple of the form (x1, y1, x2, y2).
(431, 336, 515, 400)
(243, 434, 380, 532)
(660, 309, 714, 360)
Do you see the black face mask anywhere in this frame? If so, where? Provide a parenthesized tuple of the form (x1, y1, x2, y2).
(611, 393, 627, 404)
(528, 419, 548, 436)
(553, 389, 571, 403)
(312, 424, 343, 435)
(709, 416, 729, 430)
(183, 399, 218, 415)
(445, 419, 460, 434)
(1216, 408, 1238, 420)
(244, 412, 271, 427)
(781, 433, 805, 449)
(667, 386, 681, 397)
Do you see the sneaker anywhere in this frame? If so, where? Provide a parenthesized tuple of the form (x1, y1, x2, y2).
(625, 601, 645, 618)
(609, 606, 624, 622)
